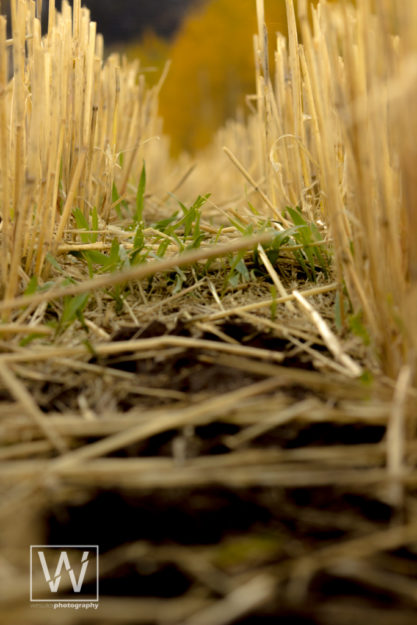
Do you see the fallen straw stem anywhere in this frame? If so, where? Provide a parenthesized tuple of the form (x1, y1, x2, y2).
(0, 232, 274, 313)
(293, 289, 362, 377)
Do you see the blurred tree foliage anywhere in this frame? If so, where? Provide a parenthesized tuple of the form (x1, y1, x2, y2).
(124, 0, 288, 154)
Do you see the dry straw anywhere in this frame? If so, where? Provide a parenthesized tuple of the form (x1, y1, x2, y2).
(0, 0, 162, 302)
(226, 0, 417, 380)
(1, 0, 416, 385)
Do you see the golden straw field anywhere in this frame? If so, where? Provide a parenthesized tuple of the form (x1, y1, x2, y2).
(0, 1, 416, 623)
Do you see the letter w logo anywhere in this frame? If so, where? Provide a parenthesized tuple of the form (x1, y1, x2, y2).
(38, 550, 90, 593)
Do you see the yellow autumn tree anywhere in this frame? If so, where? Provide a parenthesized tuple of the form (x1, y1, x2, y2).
(120, 29, 171, 86)
(161, 0, 288, 153)
(122, 1, 342, 154)
(122, 0, 288, 154)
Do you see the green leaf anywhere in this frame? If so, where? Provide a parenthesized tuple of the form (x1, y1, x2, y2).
(73, 207, 99, 244)
(335, 289, 351, 332)
(186, 232, 206, 250)
(83, 250, 110, 267)
(235, 258, 250, 281)
(283, 206, 330, 280)
(112, 181, 119, 204)
(335, 290, 343, 332)
(61, 293, 90, 326)
(360, 370, 374, 386)
(73, 208, 91, 244)
(153, 213, 179, 232)
(118, 244, 130, 270)
(45, 252, 64, 273)
(24, 276, 39, 296)
(93, 238, 122, 272)
(174, 194, 210, 240)
(225, 251, 250, 288)
(228, 216, 248, 234)
(133, 224, 145, 251)
(112, 182, 124, 219)
(135, 161, 146, 224)
(109, 238, 120, 264)
(157, 239, 170, 257)
(111, 285, 124, 313)
(171, 267, 187, 293)
(19, 332, 47, 347)
(91, 207, 99, 243)
(247, 201, 260, 216)
(349, 310, 371, 346)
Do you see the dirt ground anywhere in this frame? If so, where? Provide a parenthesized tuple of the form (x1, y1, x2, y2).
(0, 276, 416, 625)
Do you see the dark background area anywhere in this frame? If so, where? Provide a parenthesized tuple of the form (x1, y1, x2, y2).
(76, 0, 204, 43)
(0, 0, 204, 42)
